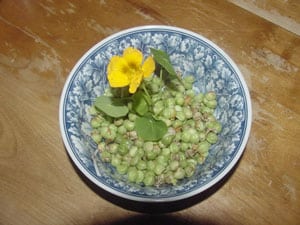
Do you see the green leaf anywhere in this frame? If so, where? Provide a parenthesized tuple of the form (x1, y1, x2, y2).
(132, 91, 149, 116)
(150, 48, 177, 78)
(135, 116, 168, 141)
(94, 96, 129, 118)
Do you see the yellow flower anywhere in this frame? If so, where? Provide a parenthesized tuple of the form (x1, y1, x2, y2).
(107, 47, 155, 94)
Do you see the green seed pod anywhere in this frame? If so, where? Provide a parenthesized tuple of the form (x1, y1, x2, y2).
(124, 120, 135, 131)
(114, 118, 124, 126)
(183, 75, 195, 84)
(153, 144, 161, 156)
(146, 150, 157, 160)
(180, 142, 190, 151)
(144, 142, 154, 151)
(91, 132, 102, 144)
(117, 125, 127, 135)
(165, 171, 177, 185)
(187, 158, 197, 167)
(137, 148, 145, 157)
(135, 170, 145, 183)
(206, 132, 218, 144)
(198, 141, 211, 153)
(212, 121, 222, 133)
(206, 100, 217, 109)
(116, 163, 128, 175)
(186, 89, 196, 97)
(170, 160, 180, 171)
(174, 132, 181, 142)
(175, 96, 185, 106)
(162, 118, 172, 127)
(135, 139, 144, 148)
(152, 76, 162, 85)
(173, 120, 183, 129)
(91, 117, 102, 128)
(190, 133, 199, 144)
(154, 163, 165, 175)
(149, 83, 160, 93)
(177, 85, 186, 93)
(199, 132, 206, 142)
(100, 151, 111, 163)
(193, 93, 204, 103)
(97, 142, 106, 152)
(151, 93, 162, 103)
(197, 151, 209, 164)
(185, 165, 196, 177)
(127, 167, 138, 182)
(153, 101, 164, 115)
(137, 160, 147, 170)
(109, 124, 118, 132)
(130, 155, 139, 166)
(147, 160, 156, 171)
(174, 168, 185, 180)
(183, 107, 193, 119)
(89, 105, 99, 116)
(102, 128, 116, 141)
(161, 148, 171, 157)
(162, 108, 176, 119)
(114, 134, 125, 144)
(118, 139, 131, 155)
(156, 155, 168, 166)
(143, 172, 155, 186)
(107, 143, 118, 153)
(129, 146, 138, 157)
(205, 91, 216, 101)
(165, 98, 176, 107)
(161, 134, 175, 147)
(187, 127, 197, 136)
(201, 106, 214, 114)
(180, 159, 188, 168)
(170, 143, 180, 153)
(128, 113, 138, 122)
(175, 111, 186, 121)
(206, 114, 217, 122)
(181, 131, 190, 143)
(177, 152, 186, 162)
(195, 120, 206, 131)
(183, 82, 193, 90)
(111, 155, 121, 167)
(122, 154, 131, 164)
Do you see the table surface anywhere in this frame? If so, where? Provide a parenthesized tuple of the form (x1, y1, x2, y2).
(0, 0, 299, 224)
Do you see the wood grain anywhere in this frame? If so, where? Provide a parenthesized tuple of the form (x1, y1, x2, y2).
(229, 0, 300, 35)
(0, 0, 299, 225)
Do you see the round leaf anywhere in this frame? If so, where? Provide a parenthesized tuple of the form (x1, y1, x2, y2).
(135, 116, 168, 141)
(94, 96, 129, 118)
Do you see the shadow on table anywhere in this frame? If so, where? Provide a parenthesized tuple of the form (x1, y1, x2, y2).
(92, 214, 226, 225)
(67, 146, 242, 214)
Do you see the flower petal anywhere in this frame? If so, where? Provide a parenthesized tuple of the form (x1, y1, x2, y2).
(142, 56, 155, 78)
(123, 47, 143, 69)
(129, 71, 143, 94)
(108, 71, 130, 87)
(107, 56, 130, 87)
(108, 56, 127, 73)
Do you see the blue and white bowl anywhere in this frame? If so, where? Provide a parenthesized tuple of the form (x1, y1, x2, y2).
(59, 25, 252, 204)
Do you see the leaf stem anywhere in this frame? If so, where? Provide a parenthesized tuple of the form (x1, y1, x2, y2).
(160, 68, 163, 80)
(141, 82, 151, 100)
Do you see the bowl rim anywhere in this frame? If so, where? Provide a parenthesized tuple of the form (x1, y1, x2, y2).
(59, 25, 252, 202)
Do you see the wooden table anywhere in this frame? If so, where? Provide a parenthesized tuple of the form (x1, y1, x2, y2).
(1, 1, 299, 224)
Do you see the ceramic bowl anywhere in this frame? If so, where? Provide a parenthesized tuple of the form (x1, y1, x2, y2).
(59, 25, 252, 205)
